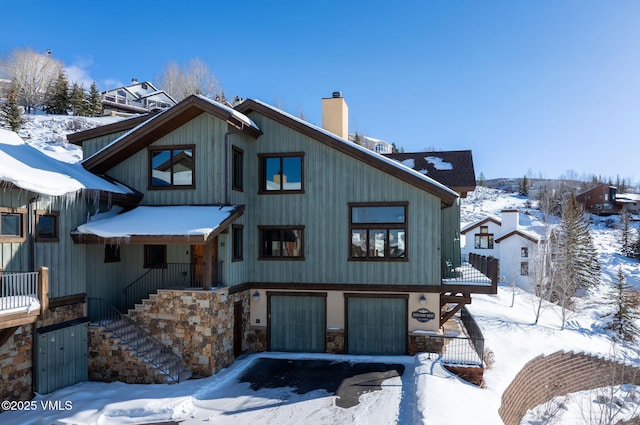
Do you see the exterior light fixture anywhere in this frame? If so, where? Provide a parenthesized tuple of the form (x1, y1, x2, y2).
(252, 291, 260, 302)
(419, 294, 426, 306)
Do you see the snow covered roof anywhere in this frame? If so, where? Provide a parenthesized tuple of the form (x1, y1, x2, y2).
(72, 205, 244, 244)
(384, 151, 476, 196)
(82, 95, 261, 174)
(235, 99, 458, 205)
(0, 128, 135, 197)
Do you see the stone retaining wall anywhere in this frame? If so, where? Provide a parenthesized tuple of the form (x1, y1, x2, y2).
(0, 325, 33, 402)
(499, 351, 640, 425)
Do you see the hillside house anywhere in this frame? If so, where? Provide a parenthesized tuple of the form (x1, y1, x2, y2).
(461, 209, 547, 289)
(576, 183, 619, 216)
(101, 78, 176, 116)
(2, 92, 497, 398)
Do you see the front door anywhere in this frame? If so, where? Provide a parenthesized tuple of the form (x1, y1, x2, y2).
(191, 238, 217, 287)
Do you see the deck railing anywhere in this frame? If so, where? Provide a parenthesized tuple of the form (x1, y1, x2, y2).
(0, 267, 49, 315)
(425, 307, 485, 367)
(121, 262, 223, 312)
(442, 254, 499, 293)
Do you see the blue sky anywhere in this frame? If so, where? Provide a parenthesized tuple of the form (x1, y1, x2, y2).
(2, 0, 640, 182)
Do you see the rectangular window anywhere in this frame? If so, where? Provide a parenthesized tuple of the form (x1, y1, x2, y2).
(232, 146, 244, 192)
(144, 245, 167, 268)
(35, 211, 59, 242)
(105, 244, 121, 263)
(259, 226, 304, 259)
(149, 145, 195, 189)
(521, 262, 529, 276)
(259, 153, 304, 193)
(474, 226, 494, 249)
(521, 247, 529, 258)
(0, 209, 25, 241)
(232, 225, 243, 261)
(349, 203, 407, 260)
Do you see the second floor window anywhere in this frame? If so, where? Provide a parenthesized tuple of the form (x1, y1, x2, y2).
(521, 247, 529, 258)
(149, 146, 195, 189)
(474, 226, 494, 249)
(0, 210, 24, 241)
(232, 146, 244, 191)
(259, 226, 304, 259)
(259, 153, 304, 193)
(350, 203, 407, 260)
(35, 212, 59, 242)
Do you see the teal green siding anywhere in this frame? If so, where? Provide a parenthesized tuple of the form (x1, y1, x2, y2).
(347, 297, 407, 355)
(81, 131, 130, 158)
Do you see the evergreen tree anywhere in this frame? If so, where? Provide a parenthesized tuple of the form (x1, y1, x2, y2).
(69, 83, 87, 116)
(552, 194, 600, 329)
(43, 71, 70, 114)
(87, 81, 102, 117)
(353, 132, 362, 145)
(478, 172, 486, 187)
(391, 142, 400, 153)
(620, 211, 633, 257)
(0, 84, 25, 131)
(519, 175, 529, 196)
(602, 267, 640, 342)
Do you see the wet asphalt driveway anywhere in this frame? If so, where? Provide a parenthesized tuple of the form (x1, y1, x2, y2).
(239, 358, 405, 408)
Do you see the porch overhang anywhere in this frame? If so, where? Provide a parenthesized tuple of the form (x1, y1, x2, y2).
(71, 205, 244, 245)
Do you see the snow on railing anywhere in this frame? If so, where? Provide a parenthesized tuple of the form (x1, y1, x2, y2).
(0, 270, 42, 315)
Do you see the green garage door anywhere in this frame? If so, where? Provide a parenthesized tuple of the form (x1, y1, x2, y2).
(269, 294, 326, 352)
(347, 297, 407, 355)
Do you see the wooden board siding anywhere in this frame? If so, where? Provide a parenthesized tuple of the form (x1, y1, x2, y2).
(104, 114, 244, 205)
(441, 199, 462, 267)
(240, 114, 443, 287)
(0, 190, 90, 299)
(80, 131, 131, 159)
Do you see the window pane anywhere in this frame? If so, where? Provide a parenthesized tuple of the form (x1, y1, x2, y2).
(264, 157, 281, 191)
(262, 229, 281, 256)
(145, 245, 166, 267)
(232, 150, 243, 190)
(352, 206, 405, 224)
(389, 229, 405, 258)
(282, 229, 302, 256)
(1, 213, 21, 236)
(261, 228, 302, 258)
(37, 215, 56, 238)
(282, 156, 302, 190)
(233, 227, 243, 259)
(369, 229, 386, 257)
(151, 150, 172, 186)
(172, 149, 193, 186)
(351, 229, 367, 257)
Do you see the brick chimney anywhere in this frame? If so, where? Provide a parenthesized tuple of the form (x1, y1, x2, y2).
(322, 91, 348, 139)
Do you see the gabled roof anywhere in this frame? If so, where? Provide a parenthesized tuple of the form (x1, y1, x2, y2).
(384, 151, 476, 197)
(82, 95, 262, 174)
(0, 128, 140, 200)
(67, 112, 160, 145)
(460, 216, 501, 234)
(494, 229, 541, 244)
(235, 99, 458, 206)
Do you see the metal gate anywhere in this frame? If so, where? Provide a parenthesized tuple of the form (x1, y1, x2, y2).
(269, 293, 326, 352)
(35, 319, 88, 394)
(346, 296, 407, 355)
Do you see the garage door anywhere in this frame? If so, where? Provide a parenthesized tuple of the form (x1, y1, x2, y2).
(269, 294, 326, 352)
(347, 296, 407, 355)
(36, 319, 88, 394)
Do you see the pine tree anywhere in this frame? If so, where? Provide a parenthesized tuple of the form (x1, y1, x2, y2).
(478, 172, 486, 187)
(602, 267, 640, 341)
(552, 194, 600, 329)
(87, 82, 102, 117)
(0, 84, 25, 131)
(620, 211, 633, 257)
(69, 83, 87, 116)
(43, 71, 70, 114)
(519, 175, 529, 196)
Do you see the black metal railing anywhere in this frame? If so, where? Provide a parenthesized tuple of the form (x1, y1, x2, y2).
(121, 262, 223, 312)
(442, 254, 499, 292)
(423, 307, 485, 367)
(87, 297, 183, 383)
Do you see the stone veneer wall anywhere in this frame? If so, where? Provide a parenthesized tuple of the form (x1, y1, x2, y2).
(0, 301, 85, 403)
(0, 325, 33, 402)
(326, 330, 345, 354)
(499, 351, 640, 425)
(127, 288, 250, 377)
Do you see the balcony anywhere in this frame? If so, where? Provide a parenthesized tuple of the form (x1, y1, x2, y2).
(0, 267, 49, 330)
(441, 253, 499, 295)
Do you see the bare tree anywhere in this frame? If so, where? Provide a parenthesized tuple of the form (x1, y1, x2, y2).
(532, 235, 554, 324)
(156, 58, 221, 102)
(2, 48, 63, 113)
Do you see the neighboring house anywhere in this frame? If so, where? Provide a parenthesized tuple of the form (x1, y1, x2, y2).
(101, 78, 177, 116)
(2, 92, 496, 398)
(0, 128, 140, 400)
(349, 134, 393, 154)
(615, 192, 640, 215)
(461, 209, 546, 289)
(576, 183, 619, 215)
(384, 150, 477, 198)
